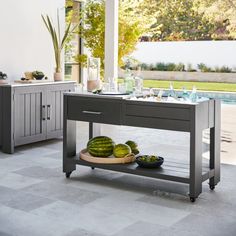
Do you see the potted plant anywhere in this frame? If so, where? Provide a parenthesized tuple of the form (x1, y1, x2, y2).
(42, 10, 76, 81)
(0, 71, 8, 84)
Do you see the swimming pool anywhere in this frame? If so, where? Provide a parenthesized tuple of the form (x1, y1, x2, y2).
(196, 91, 236, 104)
(159, 89, 236, 104)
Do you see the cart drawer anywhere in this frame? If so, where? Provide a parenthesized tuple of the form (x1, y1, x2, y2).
(125, 104, 190, 121)
(66, 96, 122, 124)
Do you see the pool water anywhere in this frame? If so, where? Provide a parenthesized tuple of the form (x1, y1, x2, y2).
(160, 89, 236, 105)
(196, 91, 236, 104)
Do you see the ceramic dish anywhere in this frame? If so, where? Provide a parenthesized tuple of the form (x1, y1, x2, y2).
(136, 155, 164, 168)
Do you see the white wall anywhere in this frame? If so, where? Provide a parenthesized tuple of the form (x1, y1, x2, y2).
(132, 41, 236, 69)
(0, 0, 65, 80)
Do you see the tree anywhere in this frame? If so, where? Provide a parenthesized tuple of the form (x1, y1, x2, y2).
(196, 0, 236, 39)
(139, 0, 215, 41)
(75, 0, 150, 76)
(65, 0, 81, 62)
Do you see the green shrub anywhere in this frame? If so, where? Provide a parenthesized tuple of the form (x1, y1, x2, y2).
(149, 63, 156, 71)
(186, 63, 197, 72)
(121, 61, 234, 73)
(174, 63, 185, 71)
(197, 63, 213, 72)
(140, 63, 150, 70)
(216, 66, 232, 73)
(155, 62, 166, 71)
(166, 63, 176, 71)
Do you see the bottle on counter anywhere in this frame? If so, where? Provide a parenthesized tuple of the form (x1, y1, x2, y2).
(156, 89, 164, 101)
(182, 87, 189, 101)
(189, 86, 198, 102)
(168, 82, 177, 99)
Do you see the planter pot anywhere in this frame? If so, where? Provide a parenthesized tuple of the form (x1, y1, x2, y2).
(0, 80, 7, 84)
(87, 80, 100, 92)
(54, 72, 63, 82)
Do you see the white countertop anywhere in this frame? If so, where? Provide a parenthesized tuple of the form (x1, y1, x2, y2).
(65, 91, 210, 105)
(0, 80, 76, 87)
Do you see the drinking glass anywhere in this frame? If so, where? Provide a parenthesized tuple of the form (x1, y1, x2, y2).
(102, 82, 110, 92)
(108, 77, 117, 92)
(118, 83, 126, 93)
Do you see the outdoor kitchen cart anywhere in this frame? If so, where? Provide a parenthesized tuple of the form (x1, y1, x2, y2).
(63, 93, 220, 202)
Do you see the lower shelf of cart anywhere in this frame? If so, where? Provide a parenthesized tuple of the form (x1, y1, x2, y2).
(71, 155, 214, 184)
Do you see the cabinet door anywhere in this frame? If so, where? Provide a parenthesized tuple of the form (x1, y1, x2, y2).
(13, 86, 46, 146)
(0, 87, 2, 146)
(46, 84, 74, 139)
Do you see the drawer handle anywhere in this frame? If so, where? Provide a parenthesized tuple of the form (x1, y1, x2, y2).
(47, 105, 51, 120)
(82, 111, 102, 115)
(42, 105, 46, 121)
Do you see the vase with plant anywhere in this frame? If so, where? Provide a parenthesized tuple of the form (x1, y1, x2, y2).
(42, 10, 75, 81)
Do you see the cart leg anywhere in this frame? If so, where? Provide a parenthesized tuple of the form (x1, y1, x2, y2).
(89, 122, 101, 139)
(63, 96, 76, 177)
(66, 171, 72, 178)
(209, 100, 221, 190)
(2, 87, 15, 154)
(189, 107, 203, 201)
(190, 197, 196, 203)
(89, 123, 100, 171)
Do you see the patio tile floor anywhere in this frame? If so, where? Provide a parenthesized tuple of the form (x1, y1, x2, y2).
(0, 119, 236, 236)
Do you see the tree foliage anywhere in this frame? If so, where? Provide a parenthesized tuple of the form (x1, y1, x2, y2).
(140, 0, 236, 41)
(65, 0, 236, 69)
(75, 0, 149, 74)
(139, 0, 216, 41)
(196, 0, 236, 39)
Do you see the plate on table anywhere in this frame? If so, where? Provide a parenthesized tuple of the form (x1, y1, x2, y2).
(79, 149, 135, 164)
(100, 91, 130, 96)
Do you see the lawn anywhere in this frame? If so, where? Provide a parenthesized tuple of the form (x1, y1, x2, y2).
(141, 80, 236, 92)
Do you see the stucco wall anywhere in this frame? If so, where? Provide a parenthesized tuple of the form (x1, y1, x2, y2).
(119, 70, 236, 83)
(132, 41, 236, 69)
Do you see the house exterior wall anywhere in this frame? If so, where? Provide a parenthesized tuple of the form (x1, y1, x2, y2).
(0, 0, 64, 81)
(132, 41, 236, 69)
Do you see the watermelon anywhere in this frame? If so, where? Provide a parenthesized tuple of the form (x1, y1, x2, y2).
(125, 140, 139, 155)
(113, 144, 131, 158)
(87, 136, 115, 157)
(32, 71, 44, 80)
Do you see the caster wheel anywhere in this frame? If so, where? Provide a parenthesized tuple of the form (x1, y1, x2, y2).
(91, 167, 95, 170)
(209, 185, 215, 190)
(190, 197, 196, 203)
(66, 172, 72, 178)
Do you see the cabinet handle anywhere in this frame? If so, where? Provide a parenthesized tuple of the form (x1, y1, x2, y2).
(42, 105, 46, 121)
(82, 111, 102, 115)
(47, 105, 51, 120)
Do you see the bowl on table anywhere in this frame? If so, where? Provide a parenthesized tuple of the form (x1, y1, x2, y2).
(136, 155, 164, 168)
(32, 71, 45, 80)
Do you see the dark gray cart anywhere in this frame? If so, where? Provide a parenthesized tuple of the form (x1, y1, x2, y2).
(63, 93, 221, 202)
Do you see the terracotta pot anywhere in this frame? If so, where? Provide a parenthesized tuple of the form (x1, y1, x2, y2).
(0, 80, 7, 84)
(87, 80, 100, 92)
(54, 72, 63, 81)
